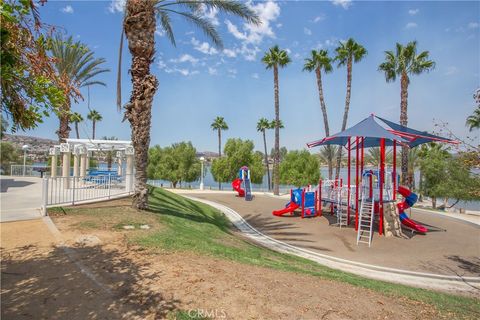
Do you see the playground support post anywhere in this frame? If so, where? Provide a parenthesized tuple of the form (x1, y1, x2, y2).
(393, 140, 397, 199)
(379, 138, 385, 235)
(361, 137, 364, 175)
(318, 179, 322, 217)
(301, 189, 305, 218)
(355, 137, 359, 231)
(347, 138, 351, 225)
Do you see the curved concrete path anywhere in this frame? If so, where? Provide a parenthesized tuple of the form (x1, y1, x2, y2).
(184, 195, 480, 296)
(0, 176, 43, 222)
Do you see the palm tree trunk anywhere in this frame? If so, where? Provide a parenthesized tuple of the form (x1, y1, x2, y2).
(273, 64, 280, 195)
(124, 0, 158, 210)
(335, 57, 353, 179)
(75, 122, 80, 139)
(218, 128, 221, 190)
(400, 71, 409, 187)
(92, 121, 96, 140)
(57, 100, 71, 143)
(316, 67, 332, 179)
(263, 130, 271, 190)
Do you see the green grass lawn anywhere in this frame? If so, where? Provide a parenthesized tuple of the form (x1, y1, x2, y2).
(51, 187, 480, 319)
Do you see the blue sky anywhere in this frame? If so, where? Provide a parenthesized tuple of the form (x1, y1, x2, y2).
(25, 0, 480, 152)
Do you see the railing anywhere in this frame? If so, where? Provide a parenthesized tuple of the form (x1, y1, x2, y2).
(9, 164, 62, 177)
(42, 174, 135, 212)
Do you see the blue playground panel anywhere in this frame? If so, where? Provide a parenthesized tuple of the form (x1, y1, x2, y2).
(303, 191, 316, 217)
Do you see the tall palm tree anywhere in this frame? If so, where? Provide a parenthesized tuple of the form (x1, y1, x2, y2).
(257, 118, 272, 190)
(262, 45, 291, 195)
(51, 35, 109, 142)
(378, 41, 435, 185)
(211, 116, 228, 189)
(303, 49, 334, 179)
(334, 38, 367, 179)
(70, 112, 83, 139)
(102, 136, 118, 170)
(119, 0, 258, 209)
(87, 109, 102, 140)
(466, 107, 480, 131)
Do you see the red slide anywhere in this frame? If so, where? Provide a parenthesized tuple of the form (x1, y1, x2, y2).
(232, 178, 245, 197)
(272, 202, 300, 216)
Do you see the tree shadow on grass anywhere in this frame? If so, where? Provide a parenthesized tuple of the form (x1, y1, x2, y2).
(1, 243, 181, 319)
(147, 188, 232, 233)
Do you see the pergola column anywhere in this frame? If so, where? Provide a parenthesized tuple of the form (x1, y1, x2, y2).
(49, 146, 60, 178)
(60, 143, 71, 189)
(117, 151, 123, 176)
(80, 153, 87, 177)
(73, 148, 80, 177)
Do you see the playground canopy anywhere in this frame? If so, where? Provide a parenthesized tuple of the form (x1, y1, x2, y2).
(306, 114, 457, 237)
(306, 114, 456, 149)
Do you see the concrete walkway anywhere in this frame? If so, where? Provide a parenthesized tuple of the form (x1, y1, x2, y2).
(0, 176, 43, 222)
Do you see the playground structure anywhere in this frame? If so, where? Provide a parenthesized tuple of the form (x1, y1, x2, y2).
(272, 186, 319, 218)
(232, 166, 253, 201)
(305, 114, 457, 246)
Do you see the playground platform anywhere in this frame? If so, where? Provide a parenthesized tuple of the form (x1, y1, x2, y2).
(183, 192, 480, 279)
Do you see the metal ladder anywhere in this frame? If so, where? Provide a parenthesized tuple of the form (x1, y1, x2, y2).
(336, 187, 349, 228)
(357, 174, 375, 247)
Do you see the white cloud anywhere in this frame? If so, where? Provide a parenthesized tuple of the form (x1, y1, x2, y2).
(223, 48, 237, 58)
(61, 5, 74, 14)
(313, 14, 326, 23)
(315, 37, 343, 49)
(251, 73, 259, 79)
(157, 59, 167, 70)
(170, 54, 199, 65)
(304, 27, 312, 36)
(208, 67, 218, 75)
(405, 22, 418, 29)
(228, 69, 237, 78)
(191, 37, 218, 55)
(468, 22, 479, 29)
(224, 0, 280, 45)
(155, 27, 165, 37)
(108, 0, 125, 13)
(445, 66, 459, 76)
(276, 23, 283, 28)
(166, 68, 199, 76)
(331, 0, 352, 10)
(408, 9, 419, 16)
(197, 4, 219, 26)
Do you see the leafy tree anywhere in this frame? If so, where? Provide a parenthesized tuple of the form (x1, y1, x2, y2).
(378, 41, 435, 185)
(119, 0, 259, 209)
(147, 142, 201, 188)
(333, 38, 367, 180)
(418, 144, 450, 208)
(262, 45, 291, 195)
(318, 146, 337, 167)
(211, 139, 264, 185)
(0, 142, 20, 174)
(303, 49, 333, 179)
(257, 117, 272, 190)
(1, 116, 8, 139)
(50, 35, 109, 142)
(70, 112, 84, 139)
(279, 150, 320, 187)
(1, 0, 65, 131)
(87, 109, 102, 139)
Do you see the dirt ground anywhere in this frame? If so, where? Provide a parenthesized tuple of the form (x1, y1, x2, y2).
(185, 193, 480, 277)
(0, 201, 460, 319)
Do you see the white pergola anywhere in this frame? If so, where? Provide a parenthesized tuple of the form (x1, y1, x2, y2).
(49, 138, 135, 191)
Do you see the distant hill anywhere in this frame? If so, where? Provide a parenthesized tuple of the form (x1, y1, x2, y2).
(2, 134, 57, 162)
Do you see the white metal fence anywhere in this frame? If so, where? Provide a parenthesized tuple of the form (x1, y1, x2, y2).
(42, 174, 134, 211)
(10, 165, 62, 177)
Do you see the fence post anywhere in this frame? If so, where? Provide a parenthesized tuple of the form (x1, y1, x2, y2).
(41, 178, 48, 216)
(72, 176, 75, 205)
(108, 174, 111, 199)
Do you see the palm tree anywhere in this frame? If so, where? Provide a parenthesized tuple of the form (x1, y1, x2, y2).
(466, 107, 480, 131)
(87, 109, 102, 140)
(303, 49, 334, 179)
(378, 41, 435, 185)
(119, 1, 258, 209)
(102, 136, 118, 170)
(334, 38, 367, 179)
(262, 45, 291, 195)
(211, 116, 228, 189)
(51, 35, 109, 142)
(257, 118, 272, 190)
(70, 112, 83, 139)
